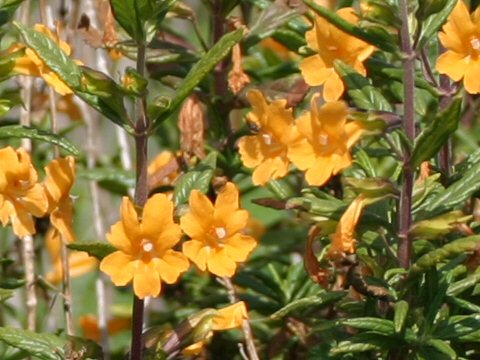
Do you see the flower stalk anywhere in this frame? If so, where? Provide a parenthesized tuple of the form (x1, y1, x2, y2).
(398, 0, 416, 269)
(130, 42, 149, 360)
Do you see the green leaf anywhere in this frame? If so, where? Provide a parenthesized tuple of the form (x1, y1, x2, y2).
(14, 22, 82, 89)
(0, 0, 24, 28)
(0, 288, 14, 302)
(334, 60, 392, 111)
(173, 152, 217, 206)
(67, 242, 116, 260)
(415, 153, 480, 217)
(0, 327, 65, 360)
(270, 292, 346, 319)
(77, 167, 135, 189)
(447, 269, 480, 296)
(65, 336, 103, 360)
(154, 28, 244, 127)
(110, 0, 143, 42)
(303, 0, 397, 53)
(410, 236, 480, 275)
(77, 66, 131, 132)
(0, 125, 79, 155)
(418, 0, 458, 48)
(339, 317, 395, 335)
(330, 332, 399, 355)
(425, 339, 456, 359)
(412, 99, 461, 168)
(394, 300, 409, 334)
(434, 315, 480, 340)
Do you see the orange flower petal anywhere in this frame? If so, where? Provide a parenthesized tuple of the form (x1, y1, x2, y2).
(183, 240, 209, 271)
(212, 301, 248, 331)
(238, 136, 264, 168)
(299, 56, 331, 86)
(224, 234, 257, 262)
(106, 222, 133, 253)
(207, 249, 237, 277)
(436, 51, 468, 81)
(133, 262, 161, 299)
(214, 183, 239, 221)
(156, 250, 190, 284)
(464, 60, 480, 94)
(100, 251, 135, 286)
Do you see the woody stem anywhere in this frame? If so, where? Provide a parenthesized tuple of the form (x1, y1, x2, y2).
(398, 0, 415, 269)
(130, 42, 149, 360)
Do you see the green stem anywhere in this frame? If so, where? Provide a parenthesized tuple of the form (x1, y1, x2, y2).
(398, 0, 415, 270)
(130, 42, 150, 360)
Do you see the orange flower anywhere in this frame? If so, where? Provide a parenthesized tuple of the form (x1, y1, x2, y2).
(237, 90, 295, 185)
(287, 96, 364, 186)
(79, 314, 131, 342)
(0, 147, 48, 237)
(45, 228, 98, 284)
(12, 24, 80, 95)
(147, 151, 179, 191)
(100, 194, 189, 299)
(436, 1, 480, 94)
(44, 156, 76, 243)
(183, 302, 248, 355)
(327, 195, 366, 259)
(300, 8, 375, 101)
(181, 182, 257, 277)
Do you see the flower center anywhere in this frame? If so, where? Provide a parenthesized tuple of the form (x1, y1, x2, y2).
(262, 133, 273, 146)
(471, 38, 480, 51)
(319, 133, 329, 146)
(141, 239, 154, 253)
(215, 227, 227, 239)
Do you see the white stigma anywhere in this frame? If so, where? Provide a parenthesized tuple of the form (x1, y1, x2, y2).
(319, 134, 329, 146)
(142, 241, 154, 252)
(215, 227, 227, 239)
(262, 133, 273, 145)
(471, 38, 480, 51)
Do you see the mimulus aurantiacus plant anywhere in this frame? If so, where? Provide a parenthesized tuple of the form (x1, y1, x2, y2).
(238, 89, 295, 185)
(436, 0, 480, 94)
(100, 194, 189, 299)
(300, 7, 375, 101)
(0, 146, 48, 237)
(181, 182, 257, 277)
(287, 96, 364, 186)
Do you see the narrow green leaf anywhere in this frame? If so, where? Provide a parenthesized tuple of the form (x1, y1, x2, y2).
(0, 125, 79, 155)
(304, 0, 397, 53)
(77, 167, 135, 188)
(14, 22, 82, 89)
(67, 242, 116, 260)
(339, 317, 395, 335)
(0, 0, 24, 28)
(110, 0, 143, 42)
(446, 296, 480, 313)
(412, 99, 461, 168)
(447, 270, 480, 296)
(0, 288, 14, 302)
(434, 315, 480, 340)
(270, 292, 346, 320)
(330, 332, 399, 355)
(418, 0, 458, 48)
(425, 339, 456, 359)
(415, 153, 480, 216)
(173, 152, 217, 206)
(410, 236, 480, 275)
(334, 60, 392, 111)
(0, 327, 65, 360)
(154, 28, 244, 127)
(394, 300, 409, 334)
